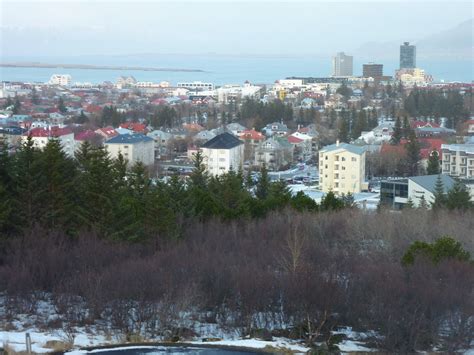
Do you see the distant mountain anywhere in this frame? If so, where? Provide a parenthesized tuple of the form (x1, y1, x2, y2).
(416, 19, 473, 59)
(353, 19, 473, 61)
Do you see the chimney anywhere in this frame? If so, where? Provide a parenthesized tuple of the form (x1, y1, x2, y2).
(336, 139, 340, 146)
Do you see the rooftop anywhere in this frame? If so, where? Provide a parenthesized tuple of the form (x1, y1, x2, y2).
(202, 132, 243, 149)
(105, 133, 153, 144)
(320, 142, 366, 155)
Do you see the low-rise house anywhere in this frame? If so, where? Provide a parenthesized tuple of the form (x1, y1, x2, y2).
(104, 134, 154, 167)
(262, 122, 289, 137)
(226, 123, 247, 137)
(147, 130, 173, 158)
(254, 137, 294, 171)
(319, 141, 368, 194)
(201, 132, 244, 176)
(288, 132, 315, 160)
(194, 130, 216, 143)
(120, 122, 148, 134)
(95, 126, 119, 141)
(0, 126, 26, 148)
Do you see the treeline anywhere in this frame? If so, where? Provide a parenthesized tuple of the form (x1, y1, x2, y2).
(240, 98, 294, 129)
(0, 139, 351, 242)
(0, 210, 472, 352)
(404, 88, 469, 128)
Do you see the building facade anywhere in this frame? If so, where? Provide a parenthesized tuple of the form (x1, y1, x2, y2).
(48, 74, 72, 86)
(104, 134, 154, 167)
(201, 132, 244, 176)
(319, 141, 367, 194)
(362, 63, 383, 78)
(332, 52, 353, 77)
(441, 144, 474, 179)
(400, 42, 416, 69)
(22, 127, 75, 157)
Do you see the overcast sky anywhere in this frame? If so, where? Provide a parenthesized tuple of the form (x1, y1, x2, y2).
(1, 0, 472, 58)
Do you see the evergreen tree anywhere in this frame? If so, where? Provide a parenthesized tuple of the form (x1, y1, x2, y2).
(391, 117, 402, 145)
(31, 87, 40, 105)
(3, 97, 13, 109)
(58, 97, 67, 113)
(255, 164, 270, 200)
(431, 174, 446, 210)
(418, 195, 428, 209)
(445, 180, 472, 211)
(76, 110, 88, 124)
(291, 191, 319, 212)
(405, 197, 415, 209)
(12, 96, 21, 114)
(402, 116, 410, 138)
(38, 139, 78, 231)
(337, 116, 349, 142)
(405, 129, 420, 176)
(426, 150, 440, 175)
(320, 190, 344, 211)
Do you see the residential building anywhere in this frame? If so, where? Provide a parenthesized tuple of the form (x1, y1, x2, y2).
(226, 123, 247, 137)
(48, 74, 72, 86)
(441, 144, 474, 179)
(319, 141, 368, 194)
(104, 134, 154, 167)
(254, 137, 294, 171)
(22, 127, 75, 157)
(201, 132, 244, 176)
(177, 81, 214, 91)
(332, 52, 353, 77)
(380, 174, 455, 209)
(95, 126, 119, 141)
(262, 122, 289, 137)
(400, 42, 416, 69)
(0, 126, 26, 148)
(362, 63, 383, 78)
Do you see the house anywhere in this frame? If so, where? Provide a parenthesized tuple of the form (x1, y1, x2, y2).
(288, 131, 317, 160)
(0, 126, 26, 148)
(201, 132, 244, 176)
(95, 126, 119, 141)
(104, 134, 154, 167)
(226, 123, 247, 137)
(465, 119, 474, 135)
(254, 137, 294, 171)
(319, 141, 368, 194)
(194, 130, 216, 143)
(262, 122, 289, 137)
(119, 122, 147, 134)
(147, 130, 173, 158)
(22, 127, 75, 157)
(380, 174, 455, 209)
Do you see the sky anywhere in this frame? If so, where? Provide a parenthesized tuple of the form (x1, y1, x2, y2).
(1, 0, 472, 58)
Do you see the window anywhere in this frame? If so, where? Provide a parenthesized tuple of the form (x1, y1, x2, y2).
(351, 157, 357, 162)
(123, 145, 129, 149)
(341, 157, 346, 161)
(342, 166, 346, 170)
(325, 165, 328, 169)
(325, 156, 328, 160)
(219, 158, 225, 162)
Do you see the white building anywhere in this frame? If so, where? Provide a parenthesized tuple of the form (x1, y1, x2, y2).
(104, 134, 155, 167)
(48, 74, 72, 86)
(441, 144, 474, 179)
(22, 127, 75, 157)
(201, 132, 244, 176)
(177, 81, 214, 90)
(332, 52, 353, 77)
(216, 82, 262, 104)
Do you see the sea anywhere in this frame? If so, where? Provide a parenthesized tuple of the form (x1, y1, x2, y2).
(1, 54, 472, 85)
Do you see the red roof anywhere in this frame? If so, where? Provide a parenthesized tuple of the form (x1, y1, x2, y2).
(288, 135, 304, 144)
(96, 126, 118, 138)
(239, 129, 264, 141)
(120, 122, 147, 134)
(183, 123, 204, 132)
(411, 120, 440, 129)
(85, 105, 102, 113)
(75, 130, 98, 141)
(418, 138, 446, 159)
(27, 127, 73, 138)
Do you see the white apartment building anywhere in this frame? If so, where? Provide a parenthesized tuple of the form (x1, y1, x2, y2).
(319, 141, 368, 194)
(441, 144, 474, 179)
(104, 134, 155, 167)
(177, 81, 214, 90)
(48, 74, 72, 86)
(201, 132, 244, 176)
(22, 127, 76, 157)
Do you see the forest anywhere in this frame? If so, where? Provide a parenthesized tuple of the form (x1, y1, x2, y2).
(0, 139, 473, 353)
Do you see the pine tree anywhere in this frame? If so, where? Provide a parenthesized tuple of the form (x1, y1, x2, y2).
(426, 150, 440, 175)
(445, 180, 472, 211)
(405, 129, 420, 176)
(391, 117, 402, 145)
(58, 97, 67, 113)
(321, 190, 344, 211)
(31, 87, 40, 105)
(431, 174, 446, 210)
(12, 96, 21, 114)
(337, 116, 349, 142)
(3, 97, 13, 109)
(402, 116, 410, 138)
(255, 164, 270, 200)
(418, 195, 428, 209)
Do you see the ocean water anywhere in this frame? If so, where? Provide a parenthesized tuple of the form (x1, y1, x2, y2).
(1, 54, 472, 85)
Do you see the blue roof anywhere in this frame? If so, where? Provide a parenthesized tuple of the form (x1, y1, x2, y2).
(106, 133, 153, 144)
(320, 142, 366, 155)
